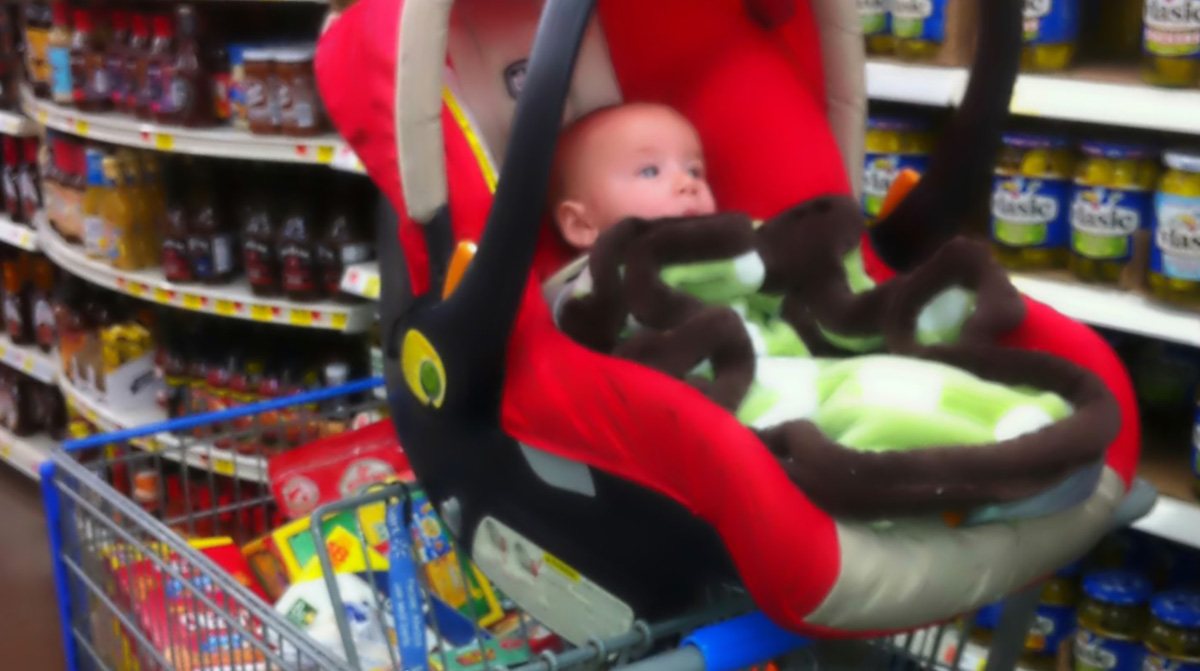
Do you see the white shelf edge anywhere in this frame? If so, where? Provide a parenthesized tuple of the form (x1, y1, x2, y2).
(0, 427, 56, 480)
(36, 213, 375, 333)
(0, 335, 59, 385)
(58, 374, 267, 483)
(0, 109, 39, 138)
(340, 261, 381, 300)
(0, 214, 39, 251)
(1132, 495, 1200, 550)
(23, 89, 348, 167)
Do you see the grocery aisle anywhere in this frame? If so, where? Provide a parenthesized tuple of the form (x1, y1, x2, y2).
(0, 465, 66, 671)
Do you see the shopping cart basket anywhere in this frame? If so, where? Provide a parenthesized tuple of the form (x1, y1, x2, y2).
(39, 377, 1159, 671)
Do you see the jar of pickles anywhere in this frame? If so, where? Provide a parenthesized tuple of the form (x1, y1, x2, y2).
(992, 133, 1076, 270)
(1069, 142, 1158, 284)
(1143, 0, 1200, 88)
(1150, 151, 1200, 305)
(892, 0, 949, 60)
(858, 0, 893, 55)
(1145, 592, 1200, 671)
(1021, 0, 1081, 72)
(1074, 571, 1151, 671)
(862, 116, 934, 222)
(975, 561, 1083, 663)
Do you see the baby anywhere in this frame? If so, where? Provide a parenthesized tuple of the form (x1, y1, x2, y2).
(543, 102, 1111, 522)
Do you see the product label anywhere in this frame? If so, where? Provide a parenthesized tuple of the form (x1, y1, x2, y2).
(1076, 631, 1146, 671)
(212, 73, 232, 121)
(5, 296, 23, 341)
(893, 0, 948, 42)
(1071, 186, 1153, 261)
(189, 236, 214, 279)
(34, 299, 54, 350)
(992, 175, 1072, 249)
(105, 54, 125, 104)
(244, 240, 276, 287)
(1145, 0, 1200, 58)
(1152, 192, 1200, 280)
(1193, 409, 1200, 480)
(1024, 0, 1079, 44)
(280, 244, 316, 292)
(863, 153, 929, 218)
(858, 0, 892, 35)
(162, 239, 191, 282)
(19, 172, 38, 215)
(167, 77, 193, 115)
(48, 46, 71, 99)
(212, 234, 233, 275)
(84, 215, 109, 258)
(1144, 653, 1200, 671)
(27, 29, 50, 86)
(145, 63, 164, 112)
(3, 174, 18, 209)
(1026, 603, 1076, 654)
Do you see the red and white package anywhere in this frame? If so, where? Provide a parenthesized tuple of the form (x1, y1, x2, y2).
(268, 420, 415, 520)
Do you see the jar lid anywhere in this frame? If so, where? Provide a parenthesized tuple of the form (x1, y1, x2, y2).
(242, 47, 274, 61)
(1151, 591, 1200, 629)
(1002, 132, 1070, 150)
(1165, 150, 1200, 174)
(1080, 141, 1156, 161)
(1082, 570, 1152, 606)
(275, 46, 317, 63)
(867, 116, 929, 132)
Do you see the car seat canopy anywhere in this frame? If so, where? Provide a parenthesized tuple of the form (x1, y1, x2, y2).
(317, 0, 1141, 639)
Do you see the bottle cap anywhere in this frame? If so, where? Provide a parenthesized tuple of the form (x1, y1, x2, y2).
(1001, 132, 1070, 150)
(1082, 570, 1152, 606)
(1080, 141, 1156, 162)
(152, 15, 173, 37)
(72, 9, 92, 32)
(131, 13, 149, 36)
(1165, 150, 1200, 174)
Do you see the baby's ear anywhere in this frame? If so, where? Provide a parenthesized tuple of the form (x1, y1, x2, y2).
(556, 200, 599, 250)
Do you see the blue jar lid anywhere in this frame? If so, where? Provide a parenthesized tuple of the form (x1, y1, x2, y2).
(1002, 132, 1071, 150)
(1083, 570, 1152, 606)
(1151, 591, 1200, 629)
(1165, 150, 1200, 174)
(868, 116, 930, 133)
(1080, 141, 1156, 161)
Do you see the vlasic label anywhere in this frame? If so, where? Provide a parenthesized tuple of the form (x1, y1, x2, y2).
(862, 153, 929, 218)
(1152, 192, 1200, 280)
(992, 175, 1071, 249)
(893, 0, 948, 42)
(1075, 630, 1146, 671)
(1144, 0, 1200, 58)
(1071, 187, 1153, 261)
(1027, 603, 1076, 654)
(1144, 652, 1200, 671)
(858, 0, 892, 36)
(1024, 0, 1080, 44)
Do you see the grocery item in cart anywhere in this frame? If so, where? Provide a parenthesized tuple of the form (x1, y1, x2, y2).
(276, 573, 397, 671)
(1151, 151, 1200, 305)
(1069, 142, 1158, 285)
(1020, 0, 1079, 72)
(992, 132, 1076, 270)
(1074, 570, 1151, 671)
(1144, 590, 1200, 671)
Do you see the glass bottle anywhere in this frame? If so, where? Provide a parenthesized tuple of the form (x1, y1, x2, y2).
(317, 177, 372, 302)
(137, 15, 174, 121)
(240, 170, 280, 297)
(25, 2, 52, 99)
(18, 138, 42, 226)
(31, 255, 55, 353)
(156, 6, 212, 128)
(123, 13, 149, 114)
(277, 179, 319, 302)
(104, 10, 128, 110)
(1, 136, 20, 223)
(81, 147, 108, 260)
(101, 156, 137, 270)
(160, 161, 191, 283)
(186, 166, 235, 285)
(3, 251, 31, 345)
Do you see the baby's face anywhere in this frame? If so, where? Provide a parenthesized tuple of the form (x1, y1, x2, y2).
(555, 104, 717, 250)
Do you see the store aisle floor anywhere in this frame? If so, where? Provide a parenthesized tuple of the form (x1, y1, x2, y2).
(0, 465, 67, 671)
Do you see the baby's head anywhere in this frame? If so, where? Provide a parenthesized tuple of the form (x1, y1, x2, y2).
(551, 103, 716, 251)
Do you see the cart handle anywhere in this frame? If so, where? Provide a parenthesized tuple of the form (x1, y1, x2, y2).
(61, 377, 386, 452)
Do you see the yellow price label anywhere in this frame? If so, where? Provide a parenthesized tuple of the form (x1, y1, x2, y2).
(250, 304, 273, 322)
(330, 313, 348, 330)
(22, 358, 33, 373)
(316, 145, 335, 164)
(37, 110, 47, 124)
(289, 310, 314, 327)
(154, 134, 175, 150)
(128, 283, 146, 297)
(0, 346, 8, 358)
(215, 300, 236, 316)
(363, 276, 380, 299)
(17, 231, 31, 248)
(84, 408, 99, 424)
(183, 294, 203, 310)
(1, 444, 11, 459)
(74, 119, 89, 135)
(154, 288, 171, 304)
(213, 458, 236, 476)
(133, 438, 159, 452)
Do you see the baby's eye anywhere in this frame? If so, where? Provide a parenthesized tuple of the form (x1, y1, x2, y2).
(688, 166, 704, 179)
(638, 165, 660, 178)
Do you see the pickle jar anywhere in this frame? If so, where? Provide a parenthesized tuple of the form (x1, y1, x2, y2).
(1150, 151, 1200, 305)
(1074, 570, 1151, 671)
(1081, 0, 1142, 61)
(1069, 142, 1159, 284)
(862, 116, 934, 223)
(973, 561, 1083, 662)
(858, 0, 894, 55)
(992, 132, 1076, 270)
(1144, 0, 1200, 88)
(1145, 591, 1200, 671)
(1022, 0, 1081, 72)
(892, 0, 950, 61)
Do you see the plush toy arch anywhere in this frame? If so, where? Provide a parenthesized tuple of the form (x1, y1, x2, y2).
(316, 0, 1140, 639)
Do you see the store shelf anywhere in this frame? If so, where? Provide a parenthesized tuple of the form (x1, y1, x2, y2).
(0, 108, 38, 137)
(0, 336, 58, 385)
(0, 215, 39, 251)
(1133, 432, 1200, 550)
(36, 213, 375, 333)
(866, 60, 1200, 134)
(0, 428, 57, 480)
(23, 90, 348, 167)
(340, 261, 381, 300)
(59, 374, 268, 483)
(1011, 272, 1200, 348)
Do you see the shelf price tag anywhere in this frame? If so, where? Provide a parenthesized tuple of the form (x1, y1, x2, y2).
(213, 458, 236, 476)
(183, 294, 203, 310)
(289, 310, 314, 327)
(37, 110, 47, 125)
(250, 304, 273, 322)
(22, 358, 33, 373)
(215, 300, 236, 316)
(128, 282, 147, 297)
(74, 119, 89, 135)
(364, 275, 380, 299)
(154, 288, 171, 304)
(153, 133, 175, 150)
(1, 443, 11, 459)
(330, 313, 348, 330)
(316, 145, 335, 164)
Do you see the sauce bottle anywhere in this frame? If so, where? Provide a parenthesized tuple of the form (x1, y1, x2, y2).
(161, 324, 189, 418)
(240, 172, 280, 297)
(53, 276, 86, 380)
(2, 136, 21, 223)
(104, 10, 128, 109)
(8, 375, 34, 437)
(101, 156, 137, 270)
(46, 2, 71, 105)
(81, 147, 108, 260)
(187, 166, 235, 285)
(186, 337, 211, 435)
(317, 177, 372, 302)
(123, 14, 149, 114)
(67, 143, 88, 241)
(19, 138, 42, 226)
(25, 3, 52, 99)
(156, 6, 212, 128)
(3, 251, 30, 345)
(115, 150, 153, 268)
(138, 15, 173, 121)
(278, 184, 319, 301)
(160, 161, 191, 283)
(31, 254, 55, 352)
(69, 9, 106, 112)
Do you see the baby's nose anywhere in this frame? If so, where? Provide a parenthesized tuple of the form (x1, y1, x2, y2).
(677, 174, 699, 194)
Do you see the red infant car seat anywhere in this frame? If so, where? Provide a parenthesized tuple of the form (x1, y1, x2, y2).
(316, 0, 1140, 641)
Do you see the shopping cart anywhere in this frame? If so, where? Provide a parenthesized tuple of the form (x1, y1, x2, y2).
(39, 378, 1158, 671)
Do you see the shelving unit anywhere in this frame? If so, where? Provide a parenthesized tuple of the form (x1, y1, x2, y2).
(0, 427, 56, 480)
(0, 336, 58, 385)
(0, 216, 39, 251)
(0, 108, 38, 137)
(36, 213, 376, 333)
